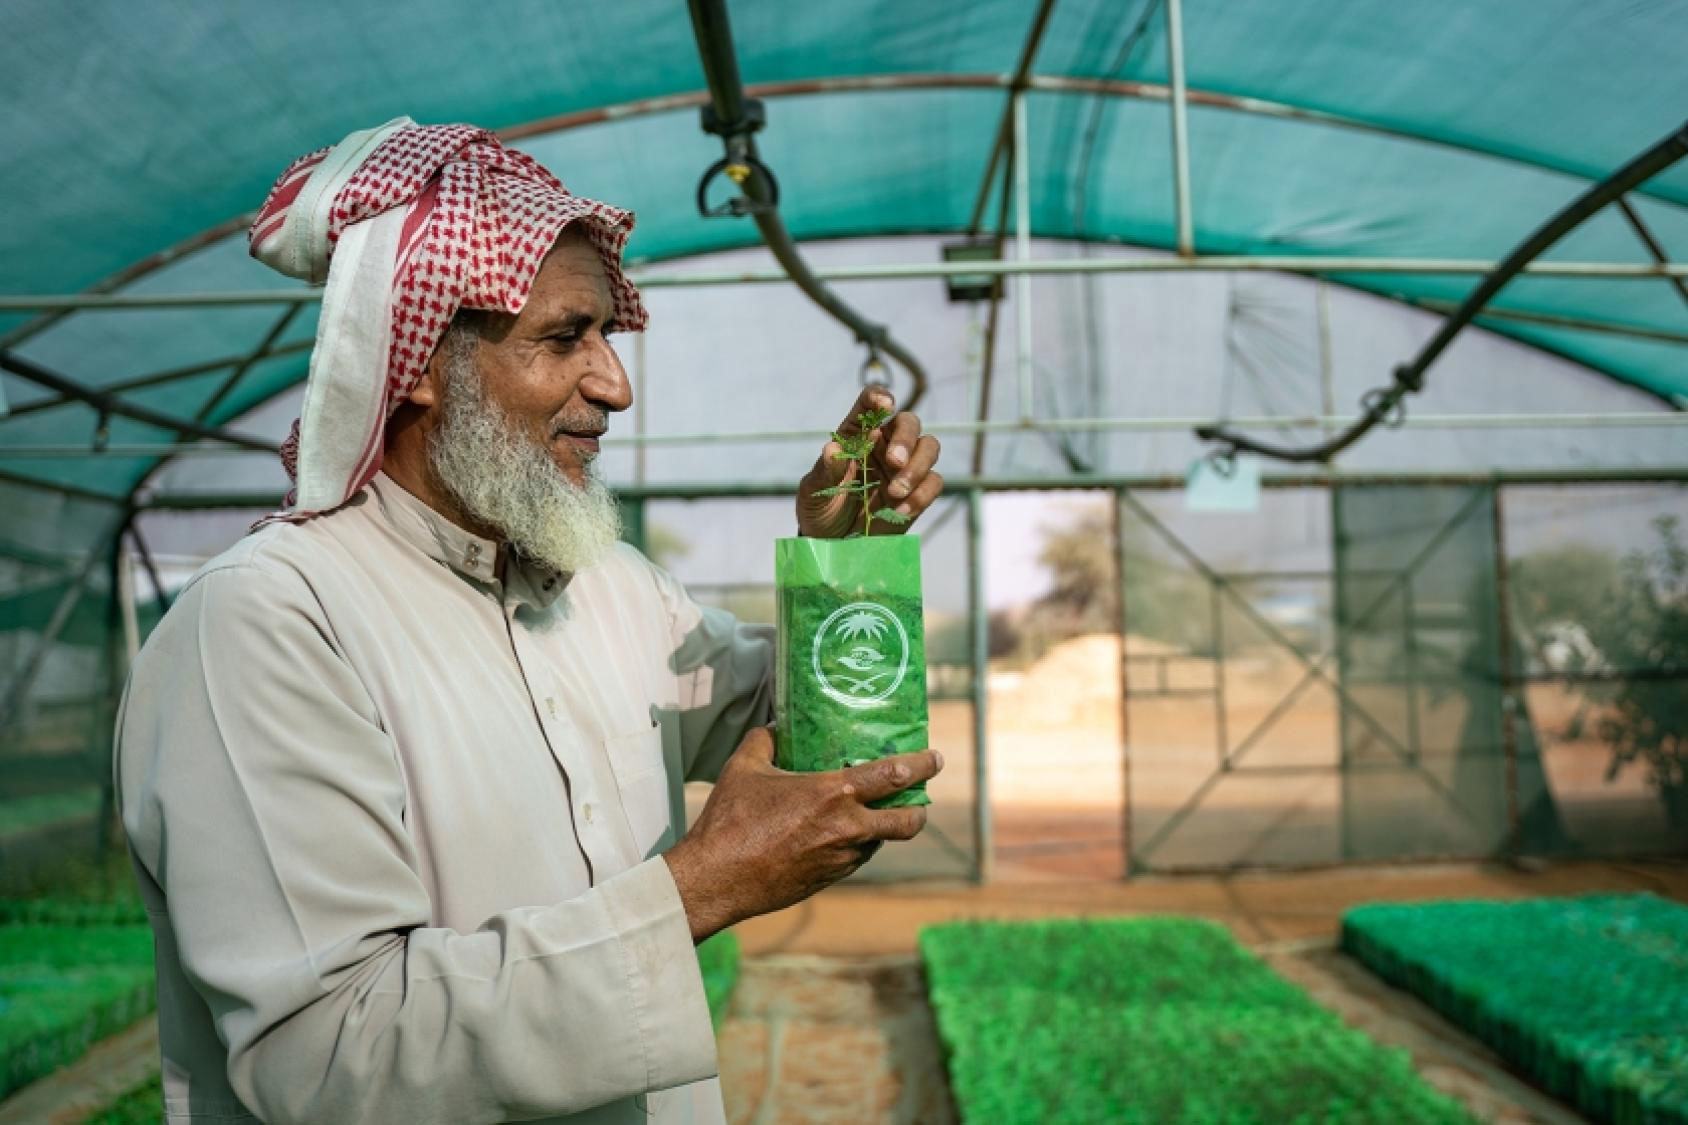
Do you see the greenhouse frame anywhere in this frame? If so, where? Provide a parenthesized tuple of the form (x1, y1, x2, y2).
(2, 0, 1685, 889)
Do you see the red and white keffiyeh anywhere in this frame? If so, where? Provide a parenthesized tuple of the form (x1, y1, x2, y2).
(248, 117, 646, 518)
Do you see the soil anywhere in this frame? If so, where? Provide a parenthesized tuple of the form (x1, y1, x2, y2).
(717, 955, 956, 1125)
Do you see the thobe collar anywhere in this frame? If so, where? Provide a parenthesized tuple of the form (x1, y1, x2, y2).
(365, 472, 570, 610)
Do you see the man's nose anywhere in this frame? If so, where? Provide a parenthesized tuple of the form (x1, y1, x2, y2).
(578, 335, 633, 414)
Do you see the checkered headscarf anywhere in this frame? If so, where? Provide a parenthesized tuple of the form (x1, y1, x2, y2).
(248, 117, 646, 517)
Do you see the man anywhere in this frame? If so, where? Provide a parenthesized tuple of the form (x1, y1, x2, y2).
(115, 119, 945, 1125)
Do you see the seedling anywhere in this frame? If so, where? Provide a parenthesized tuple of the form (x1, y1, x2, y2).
(810, 407, 910, 537)
(775, 404, 930, 808)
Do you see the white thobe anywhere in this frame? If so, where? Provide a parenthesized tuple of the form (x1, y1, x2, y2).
(115, 474, 774, 1124)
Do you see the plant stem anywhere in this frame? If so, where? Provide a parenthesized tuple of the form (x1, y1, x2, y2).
(861, 462, 875, 537)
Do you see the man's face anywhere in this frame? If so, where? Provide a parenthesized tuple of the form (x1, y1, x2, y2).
(459, 230, 632, 487)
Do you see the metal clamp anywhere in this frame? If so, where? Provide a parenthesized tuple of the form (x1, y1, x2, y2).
(695, 150, 780, 218)
(859, 348, 890, 388)
(696, 99, 778, 218)
(1360, 388, 1408, 429)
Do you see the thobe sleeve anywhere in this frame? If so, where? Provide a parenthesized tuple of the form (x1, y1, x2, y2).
(634, 548, 775, 783)
(116, 561, 717, 1125)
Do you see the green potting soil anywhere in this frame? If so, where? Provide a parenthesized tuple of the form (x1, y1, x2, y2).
(1343, 894, 1688, 1125)
(921, 916, 1473, 1125)
(775, 536, 929, 809)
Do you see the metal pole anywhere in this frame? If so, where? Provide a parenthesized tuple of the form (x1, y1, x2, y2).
(4, 338, 316, 420)
(4, 257, 1687, 312)
(196, 305, 302, 423)
(0, 350, 280, 452)
(1401, 581, 1422, 764)
(1616, 196, 1688, 311)
(1316, 281, 1336, 439)
(1411, 297, 1688, 346)
(971, 125, 1022, 478)
(1012, 93, 1035, 424)
(130, 522, 173, 613)
(1211, 580, 1229, 767)
(967, 486, 991, 882)
(1112, 488, 1135, 877)
(0, 537, 110, 734)
(631, 255, 1688, 284)
(1492, 485, 1521, 852)
(633, 330, 648, 487)
(11, 410, 1686, 462)
(621, 496, 647, 555)
(137, 467, 1688, 511)
(98, 534, 127, 861)
(964, 0, 1062, 235)
(1166, 0, 1195, 256)
(117, 535, 140, 663)
(1331, 482, 1353, 861)
(596, 410, 1688, 442)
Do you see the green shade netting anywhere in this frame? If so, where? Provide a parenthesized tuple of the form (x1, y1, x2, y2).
(2, 0, 1685, 505)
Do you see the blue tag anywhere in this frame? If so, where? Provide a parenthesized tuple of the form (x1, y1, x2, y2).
(1185, 455, 1260, 512)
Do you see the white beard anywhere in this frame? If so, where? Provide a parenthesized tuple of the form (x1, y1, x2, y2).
(427, 333, 621, 576)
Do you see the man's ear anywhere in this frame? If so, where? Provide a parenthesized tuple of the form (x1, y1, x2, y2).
(410, 345, 447, 408)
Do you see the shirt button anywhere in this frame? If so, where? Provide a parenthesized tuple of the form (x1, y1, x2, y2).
(545, 697, 558, 717)
(583, 803, 594, 823)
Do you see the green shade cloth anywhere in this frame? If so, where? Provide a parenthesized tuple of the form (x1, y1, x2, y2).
(3, 0, 1686, 507)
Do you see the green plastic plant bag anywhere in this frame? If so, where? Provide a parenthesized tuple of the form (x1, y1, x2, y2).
(774, 534, 929, 808)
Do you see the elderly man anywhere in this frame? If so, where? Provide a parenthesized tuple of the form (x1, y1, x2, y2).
(114, 119, 944, 1125)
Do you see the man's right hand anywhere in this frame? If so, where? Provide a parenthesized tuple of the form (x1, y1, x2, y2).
(662, 728, 943, 942)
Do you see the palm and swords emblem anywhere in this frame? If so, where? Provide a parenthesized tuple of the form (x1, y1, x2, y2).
(811, 602, 910, 708)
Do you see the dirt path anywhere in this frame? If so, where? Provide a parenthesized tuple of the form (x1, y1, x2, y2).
(734, 858, 1688, 956)
(0, 1017, 156, 1125)
(718, 955, 955, 1125)
(1263, 942, 1587, 1125)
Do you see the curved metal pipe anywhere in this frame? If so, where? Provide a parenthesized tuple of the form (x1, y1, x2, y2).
(1199, 119, 1688, 464)
(685, 0, 929, 408)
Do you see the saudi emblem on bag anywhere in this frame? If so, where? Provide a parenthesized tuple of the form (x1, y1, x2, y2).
(813, 601, 910, 708)
(775, 535, 930, 809)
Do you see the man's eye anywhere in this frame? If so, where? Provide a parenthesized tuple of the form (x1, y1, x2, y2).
(549, 332, 580, 348)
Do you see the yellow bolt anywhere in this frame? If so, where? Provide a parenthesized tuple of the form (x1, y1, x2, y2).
(726, 163, 751, 185)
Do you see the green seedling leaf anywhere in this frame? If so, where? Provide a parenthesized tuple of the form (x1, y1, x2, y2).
(858, 407, 894, 431)
(815, 405, 904, 536)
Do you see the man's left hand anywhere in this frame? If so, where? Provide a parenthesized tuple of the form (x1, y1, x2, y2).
(797, 385, 943, 538)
